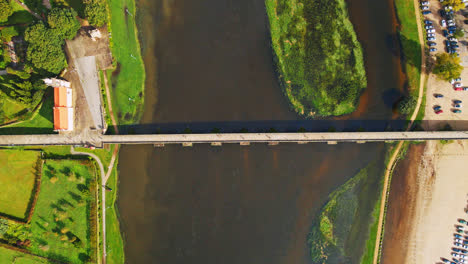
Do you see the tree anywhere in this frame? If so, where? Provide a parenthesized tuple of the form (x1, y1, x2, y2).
(443, 0, 465, 11)
(398, 95, 417, 115)
(0, 0, 13, 23)
(25, 23, 67, 74)
(454, 28, 465, 38)
(47, 8, 81, 40)
(433, 53, 463, 81)
(84, 0, 108, 27)
(0, 26, 18, 42)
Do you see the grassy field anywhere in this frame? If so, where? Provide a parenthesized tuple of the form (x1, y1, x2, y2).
(108, 0, 145, 124)
(308, 160, 384, 263)
(0, 96, 28, 125)
(265, 0, 366, 117)
(394, 0, 423, 121)
(0, 149, 40, 220)
(0, 246, 48, 264)
(0, 90, 54, 135)
(105, 158, 124, 264)
(26, 159, 97, 263)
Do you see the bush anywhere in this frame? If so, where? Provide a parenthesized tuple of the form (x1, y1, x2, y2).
(84, 0, 108, 27)
(0, 27, 18, 42)
(0, 0, 13, 23)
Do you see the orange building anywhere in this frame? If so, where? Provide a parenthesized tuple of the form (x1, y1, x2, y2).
(53, 86, 73, 131)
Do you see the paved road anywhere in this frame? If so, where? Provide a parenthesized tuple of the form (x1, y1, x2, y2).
(2, 131, 468, 146)
(70, 147, 107, 264)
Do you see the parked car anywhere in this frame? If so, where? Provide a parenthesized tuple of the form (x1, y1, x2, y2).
(457, 242, 464, 247)
(443, 29, 449, 36)
(421, 1, 429, 5)
(428, 28, 436, 33)
(449, 26, 457, 30)
(463, 87, 468, 91)
(430, 48, 437, 52)
(434, 105, 442, 111)
(449, 30, 456, 34)
(456, 77, 462, 82)
(449, 37, 458, 42)
(455, 83, 463, 87)
(435, 93, 444, 98)
(453, 253, 461, 258)
(427, 33, 435, 37)
(423, 10, 432, 15)
(455, 87, 463, 91)
(425, 19, 433, 24)
(442, 20, 447, 27)
(455, 248, 462, 252)
(422, 6, 429, 10)
(453, 109, 462, 113)
(448, 21, 456, 26)
(436, 109, 444, 114)
(454, 99, 463, 104)
(454, 104, 462, 108)
(425, 25, 434, 29)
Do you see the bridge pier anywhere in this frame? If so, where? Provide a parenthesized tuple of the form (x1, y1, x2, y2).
(182, 142, 193, 147)
(268, 142, 279, 146)
(211, 142, 222, 146)
(356, 140, 366, 144)
(153, 143, 165, 148)
(239, 142, 250, 146)
(327, 141, 338, 145)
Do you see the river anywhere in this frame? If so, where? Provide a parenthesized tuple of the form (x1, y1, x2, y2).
(117, 0, 405, 263)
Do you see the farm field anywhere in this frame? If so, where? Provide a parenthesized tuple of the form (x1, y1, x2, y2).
(0, 149, 40, 220)
(0, 246, 48, 264)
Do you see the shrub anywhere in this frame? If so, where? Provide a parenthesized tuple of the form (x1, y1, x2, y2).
(0, 27, 18, 42)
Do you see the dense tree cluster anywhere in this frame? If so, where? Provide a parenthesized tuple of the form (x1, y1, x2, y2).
(398, 95, 417, 115)
(443, 0, 465, 11)
(433, 53, 464, 81)
(84, 0, 108, 27)
(47, 8, 81, 40)
(0, 0, 13, 23)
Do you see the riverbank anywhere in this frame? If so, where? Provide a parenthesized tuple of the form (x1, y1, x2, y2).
(265, 0, 366, 117)
(382, 141, 468, 263)
(394, 0, 425, 122)
(308, 154, 385, 263)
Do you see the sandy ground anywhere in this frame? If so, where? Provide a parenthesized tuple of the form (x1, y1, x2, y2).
(424, 0, 468, 130)
(383, 141, 468, 264)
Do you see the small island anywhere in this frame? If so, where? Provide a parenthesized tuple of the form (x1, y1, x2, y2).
(265, 0, 367, 117)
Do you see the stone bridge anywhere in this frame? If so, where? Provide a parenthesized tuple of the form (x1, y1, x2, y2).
(1, 131, 468, 147)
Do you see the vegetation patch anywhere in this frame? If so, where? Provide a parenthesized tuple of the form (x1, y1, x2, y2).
(265, 0, 366, 117)
(394, 0, 422, 119)
(108, 0, 145, 124)
(0, 159, 98, 264)
(308, 160, 384, 263)
(0, 245, 48, 263)
(0, 149, 40, 220)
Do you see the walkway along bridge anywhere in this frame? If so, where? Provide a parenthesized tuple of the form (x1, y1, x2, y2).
(1, 131, 468, 147)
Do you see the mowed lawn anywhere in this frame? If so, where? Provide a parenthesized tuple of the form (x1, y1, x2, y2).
(27, 160, 97, 263)
(0, 149, 40, 219)
(0, 246, 48, 264)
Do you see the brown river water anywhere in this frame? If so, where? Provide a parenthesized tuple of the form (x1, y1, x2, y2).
(117, 0, 405, 263)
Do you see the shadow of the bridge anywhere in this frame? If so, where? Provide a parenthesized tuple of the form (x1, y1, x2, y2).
(108, 119, 439, 135)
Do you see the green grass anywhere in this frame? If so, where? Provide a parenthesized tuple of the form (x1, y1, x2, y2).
(265, 0, 366, 117)
(108, 0, 145, 124)
(26, 160, 97, 263)
(359, 191, 381, 264)
(0, 96, 28, 124)
(0, 246, 48, 264)
(105, 157, 124, 264)
(394, 0, 423, 121)
(0, 90, 54, 135)
(0, 149, 39, 220)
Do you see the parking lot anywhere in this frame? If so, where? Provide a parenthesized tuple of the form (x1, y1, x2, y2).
(423, 0, 468, 130)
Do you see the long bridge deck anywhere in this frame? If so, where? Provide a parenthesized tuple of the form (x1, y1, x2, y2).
(1, 131, 468, 147)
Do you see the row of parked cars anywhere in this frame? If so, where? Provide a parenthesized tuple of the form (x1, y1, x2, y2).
(440, 8, 462, 55)
(421, 1, 438, 51)
(433, 77, 464, 114)
(440, 219, 468, 263)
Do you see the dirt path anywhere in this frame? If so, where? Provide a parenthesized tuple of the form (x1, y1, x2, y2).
(103, 71, 119, 134)
(372, 1, 427, 263)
